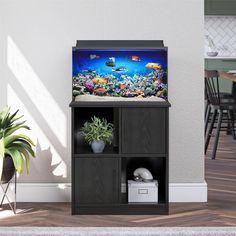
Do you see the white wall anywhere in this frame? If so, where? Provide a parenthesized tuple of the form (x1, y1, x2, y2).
(0, 0, 205, 201)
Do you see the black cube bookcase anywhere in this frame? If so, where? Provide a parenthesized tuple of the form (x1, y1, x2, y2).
(70, 101, 170, 214)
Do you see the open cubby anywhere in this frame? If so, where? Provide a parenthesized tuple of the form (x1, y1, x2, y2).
(73, 107, 119, 155)
(121, 157, 167, 204)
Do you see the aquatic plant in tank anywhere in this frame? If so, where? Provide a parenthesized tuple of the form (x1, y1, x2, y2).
(72, 48, 168, 100)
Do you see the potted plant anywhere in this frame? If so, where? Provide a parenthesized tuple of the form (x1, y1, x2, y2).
(0, 107, 35, 184)
(81, 116, 113, 153)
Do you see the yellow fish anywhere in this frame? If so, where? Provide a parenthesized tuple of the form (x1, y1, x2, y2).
(145, 63, 162, 70)
(92, 77, 108, 84)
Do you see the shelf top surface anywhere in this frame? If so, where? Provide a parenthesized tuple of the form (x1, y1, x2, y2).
(69, 100, 171, 108)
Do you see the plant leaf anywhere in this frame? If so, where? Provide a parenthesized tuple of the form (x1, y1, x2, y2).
(8, 109, 19, 122)
(11, 115, 24, 123)
(4, 125, 30, 137)
(21, 149, 30, 173)
(9, 146, 30, 174)
(5, 148, 24, 174)
(2, 113, 10, 129)
(13, 141, 35, 157)
(0, 138, 4, 158)
(4, 134, 35, 147)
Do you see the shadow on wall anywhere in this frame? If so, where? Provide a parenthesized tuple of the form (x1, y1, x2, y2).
(6, 36, 70, 182)
(29, 141, 64, 181)
(7, 141, 63, 183)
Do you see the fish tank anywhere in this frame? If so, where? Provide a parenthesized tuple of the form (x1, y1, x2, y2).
(72, 41, 168, 101)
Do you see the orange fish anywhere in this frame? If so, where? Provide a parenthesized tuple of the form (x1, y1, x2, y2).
(94, 88, 107, 94)
(129, 55, 141, 61)
(119, 84, 128, 89)
(92, 77, 108, 84)
(145, 62, 162, 70)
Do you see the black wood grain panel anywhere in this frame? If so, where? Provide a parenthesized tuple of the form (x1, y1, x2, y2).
(74, 158, 120, 204)
(69, 101, 171, 108)
(71, 105, 169, 215)
(74, 203, 168, 215)
(122, 108, 166, 154)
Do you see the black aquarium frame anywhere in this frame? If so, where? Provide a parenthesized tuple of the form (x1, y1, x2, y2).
(72, 40, 168, 100)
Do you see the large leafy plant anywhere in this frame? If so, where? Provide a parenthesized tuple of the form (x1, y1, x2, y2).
(0, 107, 35, 180)
(81, 116, 113, 144)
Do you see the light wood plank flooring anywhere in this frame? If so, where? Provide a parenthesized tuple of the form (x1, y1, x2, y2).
(0, 134, 236, 226)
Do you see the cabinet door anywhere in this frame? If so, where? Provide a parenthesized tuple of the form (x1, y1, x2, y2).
(74, 158, 120, 204)
(205, 0, 236, 15)
(121, 108, 166, 154)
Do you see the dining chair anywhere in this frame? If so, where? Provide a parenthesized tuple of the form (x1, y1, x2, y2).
(205, 70, 236, 160)
(205, 88, 211, 135)
(205, 78, 234, 136)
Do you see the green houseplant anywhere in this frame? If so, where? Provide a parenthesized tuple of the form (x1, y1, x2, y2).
(0, 107, 35, 184)
(81, 116, 113, 153)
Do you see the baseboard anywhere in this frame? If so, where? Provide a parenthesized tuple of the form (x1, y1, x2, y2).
(0, 182, 207, 203)
(169, 181, 207, 202)
(0, 183, 71, 203)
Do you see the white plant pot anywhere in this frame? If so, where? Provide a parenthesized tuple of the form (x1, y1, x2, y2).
(91, 140, 105, 153)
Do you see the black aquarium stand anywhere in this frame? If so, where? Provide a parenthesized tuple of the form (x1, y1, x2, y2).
(70, 100, 170, 215)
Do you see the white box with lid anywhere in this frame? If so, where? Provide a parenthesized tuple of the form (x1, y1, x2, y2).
(128, 180, 158, 203)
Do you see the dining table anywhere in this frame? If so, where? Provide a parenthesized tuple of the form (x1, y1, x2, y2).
(219, 71, 236, 83)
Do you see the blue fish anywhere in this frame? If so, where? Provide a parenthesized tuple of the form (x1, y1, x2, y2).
(112, 66, 128, 73)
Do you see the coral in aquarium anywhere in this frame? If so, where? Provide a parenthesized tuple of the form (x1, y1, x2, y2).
(72, 49, 168, 100)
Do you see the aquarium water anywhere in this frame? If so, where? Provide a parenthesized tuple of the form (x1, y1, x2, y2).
(72, 48, 167, 100)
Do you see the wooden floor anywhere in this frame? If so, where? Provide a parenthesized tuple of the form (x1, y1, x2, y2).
(0, 134, 236, 226)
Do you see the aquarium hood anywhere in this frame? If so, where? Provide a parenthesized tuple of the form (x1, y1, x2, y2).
(75, 40, 165, 48)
